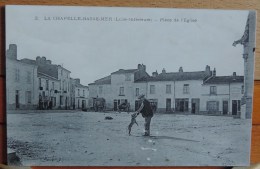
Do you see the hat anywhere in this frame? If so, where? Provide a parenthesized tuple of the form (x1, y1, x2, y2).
(138, 94, 145, 99)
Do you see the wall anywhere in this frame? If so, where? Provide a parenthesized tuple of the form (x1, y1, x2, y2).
(201, 82, 243, 115)
(75, 86, 89, 109)
(57, 66, 71, 109)
(38, 75, 60, 109)
(6, 58, 38, 110)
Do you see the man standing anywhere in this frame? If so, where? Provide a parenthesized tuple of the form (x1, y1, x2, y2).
(136, 94, 153, 136)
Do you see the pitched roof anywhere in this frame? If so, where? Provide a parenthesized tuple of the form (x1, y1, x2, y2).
(89, 75, 111, 85)
(38, 72, 59, 81)
(75, 83, 89, 88)
(38, 64, 59, 79)
(20, 58, 37, 65)
(203, 76, 244, 84)
(135, 71, 211, 82)
(111, 69, 138, 74)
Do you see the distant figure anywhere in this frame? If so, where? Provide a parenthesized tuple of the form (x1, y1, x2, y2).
(39, 98, 43, 110)
(135, 94, 153, 136)
(49, 100, 53, 110)
(44, 98, 48, 110)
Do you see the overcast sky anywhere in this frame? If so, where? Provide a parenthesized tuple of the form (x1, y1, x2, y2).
(6, 6, 248, 85)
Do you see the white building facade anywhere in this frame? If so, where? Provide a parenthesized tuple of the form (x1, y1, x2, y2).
(6, 44, 38, 110)
(89, 64, 244, 116)
(74, 78, 89, 109)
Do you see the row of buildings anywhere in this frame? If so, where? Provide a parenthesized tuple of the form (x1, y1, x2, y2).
(89, 64, 244, 116)
(6, 44, 89, 110)
(89, 11, 255, 119)
(6, 12, 254, 119)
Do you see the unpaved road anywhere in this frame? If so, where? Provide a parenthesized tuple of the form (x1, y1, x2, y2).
(7, 110, 251, 166)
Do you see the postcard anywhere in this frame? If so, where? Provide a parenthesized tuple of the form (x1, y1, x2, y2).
(5, 5, 256, 166)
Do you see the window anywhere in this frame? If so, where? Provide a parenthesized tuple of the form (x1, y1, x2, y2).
(210, 86, 217, 95)
(136, 88, 139, 96)
(175, 98, 189, 112)
(46, 80, 49, 90)
(25, 91, 31, 104)
(52, 82, 55, 90)
(99, 86, 103, 94)
(207, 101, 219, 112)
(166, 84, 171, 94)
(78, 89, 80, 96)
(150, 85, 155, 94)
(63, 80, 65, 91)
(83, 90, 85, 96)
(183, 84, 189, 94)
(15, 68, 20, 82)
(125, 74, 131, 81)
(241, 85, 244, 94)
(119, 87, 124, 95)
(26, 71, 31, 83)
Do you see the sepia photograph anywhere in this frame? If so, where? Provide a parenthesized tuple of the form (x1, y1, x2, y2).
(5, 5, 256, 166)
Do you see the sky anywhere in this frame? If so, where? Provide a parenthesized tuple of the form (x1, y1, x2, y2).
(6, 5, 248, 85)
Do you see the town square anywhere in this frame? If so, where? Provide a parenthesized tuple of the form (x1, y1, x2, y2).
(5, 6, 256, 166)
(7, 110, 251, 166)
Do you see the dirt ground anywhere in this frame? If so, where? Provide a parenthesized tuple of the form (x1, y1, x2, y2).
(7, 110, 251, 166)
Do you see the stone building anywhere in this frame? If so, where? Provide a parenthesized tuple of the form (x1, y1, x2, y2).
(89, 64, 244, 116)
(37, 72, 60, 109)
(136, 66, 212, 113)
(21, 56, 72, 109)
(6, 44, 38, 109)
(89, 64, 149, 110)
(74, 78, 89, 109)
(201, 72, 244, 116)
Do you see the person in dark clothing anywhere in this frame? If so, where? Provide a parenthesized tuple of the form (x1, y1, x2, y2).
(135, 94, 153, 136)
(49, 100, 53, 110)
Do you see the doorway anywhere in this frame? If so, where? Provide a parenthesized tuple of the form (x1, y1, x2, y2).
(166, 98, 171, 112)
(232, 100, 240, 115)
(15, 90, 19, 109)
(191, 98, 200, 114)
(223, 101, 228, 115)
(114, 100, 118, 111)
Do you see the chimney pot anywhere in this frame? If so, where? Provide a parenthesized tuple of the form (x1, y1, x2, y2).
(179, 67, 183, 72)
(213, 68, 216, 76)
(162, 68, 166, 74)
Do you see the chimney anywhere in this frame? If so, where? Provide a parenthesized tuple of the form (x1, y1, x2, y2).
(46, 60, 52, 64)
(205, 65, 211, 74)
(233, 72, 236, 76)
(213, 68, 216, 76)
(152, 70, 158, 77)
(142, 64, 146, 71)
(6, 44, 17, 60)
(137, 64, 142, 70)
(162, 68, 166, 74)
(75, 78, 80, 84)
(179, 67, 183, 73)
(36, 56, 41, 61)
